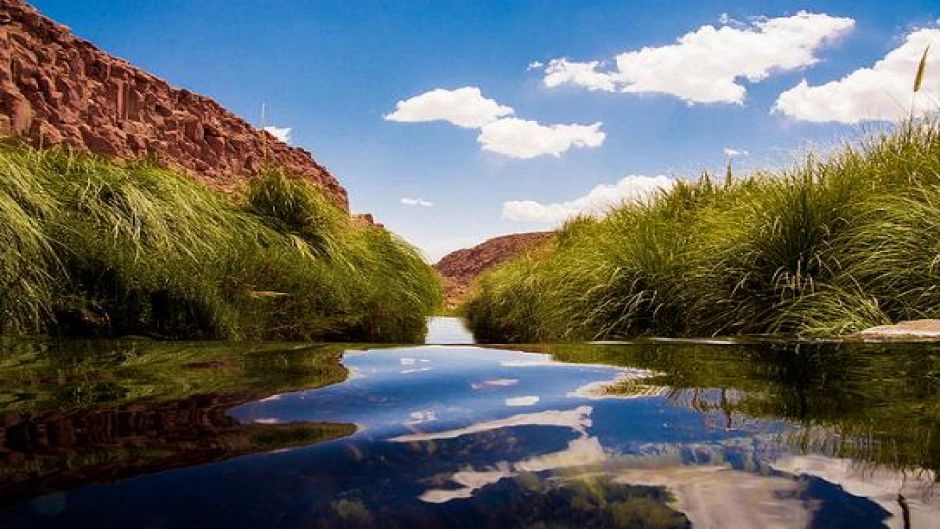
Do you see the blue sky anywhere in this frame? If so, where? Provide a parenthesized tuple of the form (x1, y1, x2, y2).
(32, 1, 940, 261)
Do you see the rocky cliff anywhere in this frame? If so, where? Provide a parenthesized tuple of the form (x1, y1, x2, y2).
(0, 0, 347, 208)
(435, 232, 554, 309)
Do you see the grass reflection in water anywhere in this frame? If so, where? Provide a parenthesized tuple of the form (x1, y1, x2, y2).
(0, 339, 359, 503)
(511, 341, 940, 477)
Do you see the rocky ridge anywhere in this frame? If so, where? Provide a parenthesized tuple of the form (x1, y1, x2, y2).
(0, 0, 347, 208)
(434, 232, 554, 309)
(846, 319, 940, 341)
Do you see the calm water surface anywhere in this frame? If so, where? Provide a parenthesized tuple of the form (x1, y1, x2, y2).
(0, 317, 938, 528)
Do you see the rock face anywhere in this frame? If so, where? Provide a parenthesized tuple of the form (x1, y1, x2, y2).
(846, 319, 940, 341)
(434, 232, 554, 309)
(0, 0, 347, 208)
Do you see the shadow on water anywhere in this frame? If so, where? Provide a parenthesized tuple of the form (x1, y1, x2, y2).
(0, 322, 938, 528)
(0, 339, 358, 504)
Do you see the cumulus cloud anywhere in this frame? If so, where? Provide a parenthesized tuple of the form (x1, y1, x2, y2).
(386, 87, 606, 158)
(724, 147, 748, 157)
(543, 59, 617, 92)
(505, 396, 540, 407)
(263, 126, 291, 143)
(773, 28, 940, 123)
(537, 11, 855, 104)
(477, 118, 605, 159)
(401, 197, 434, 207)
(502, 175, 675, 223)
(384, 86, 514, 128)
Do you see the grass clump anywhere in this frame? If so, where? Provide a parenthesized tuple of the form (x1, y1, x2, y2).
(465, 120, 940, 342)
(0, 148, 59, 334)
(0, 142, 440, 342)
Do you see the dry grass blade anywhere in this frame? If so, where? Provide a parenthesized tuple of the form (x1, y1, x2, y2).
(914, 45, 930, 93)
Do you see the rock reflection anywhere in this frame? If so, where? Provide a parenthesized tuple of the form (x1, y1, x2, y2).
(0, 339, 358, 504)
(0, 391, 354, 505)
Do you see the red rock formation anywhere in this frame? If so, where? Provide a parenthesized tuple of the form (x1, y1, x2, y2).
(0, 0, 348, 209)
(434, 232, 554, 308)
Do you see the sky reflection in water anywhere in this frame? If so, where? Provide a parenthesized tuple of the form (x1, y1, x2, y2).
(2, 330, 939, 528)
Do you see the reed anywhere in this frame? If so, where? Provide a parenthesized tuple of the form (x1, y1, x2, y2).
(0, 144, 59, 333)
(464, 120, 940, 341)
(0, 142, 440, 341)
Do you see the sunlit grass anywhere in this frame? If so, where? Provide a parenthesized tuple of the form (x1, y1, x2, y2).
(0, 142, 440, 341)
(465, 120, 940, 341)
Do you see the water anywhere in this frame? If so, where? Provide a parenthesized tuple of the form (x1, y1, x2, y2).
(0, 319, 938, 528)
(424, 316, 475, 344)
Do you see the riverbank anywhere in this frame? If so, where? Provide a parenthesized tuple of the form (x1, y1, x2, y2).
(0, 142, 441, 341)
(465, 121, 940, 343)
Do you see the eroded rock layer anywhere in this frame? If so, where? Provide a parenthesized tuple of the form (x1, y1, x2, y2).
(0, 0, 347, 208)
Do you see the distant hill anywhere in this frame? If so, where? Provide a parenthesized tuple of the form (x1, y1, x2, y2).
(434, 232, 554, 309)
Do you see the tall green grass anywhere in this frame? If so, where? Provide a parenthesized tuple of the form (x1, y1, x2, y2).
(0, 147, 59, 334)
(465, 121, 940, 342)
(0, 141, 440, 341)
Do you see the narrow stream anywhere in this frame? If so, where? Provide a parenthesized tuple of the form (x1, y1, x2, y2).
(0, 322, 938, 528)
(424, 316, 476, 345)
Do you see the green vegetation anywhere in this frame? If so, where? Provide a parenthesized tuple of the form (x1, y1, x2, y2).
(465, 121, 940, 342)
(0, 143, 440, 341)
(0, 338, 355, 411)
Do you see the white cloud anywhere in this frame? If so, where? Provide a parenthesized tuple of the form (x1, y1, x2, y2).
(717, 13, 749, 28)
(527, 60, 544, 70)
(505, 396, 540, 407)
(384, 86, 514, 128)
(537, 11, 855, 104)
(263, 126, 291, 143)
(502, 175, 675, 223)
(474, 378, 519, 388)
(723, 147, 748, 157)
(401, 197, 434, 207)
(405, 410, 437, 425)
(773, 28, 940, 123)
(391, 406, 593, 442)
(477, 118, 605, 158)
(386, 87, 606, 158)
(544, 59, 617, 92)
